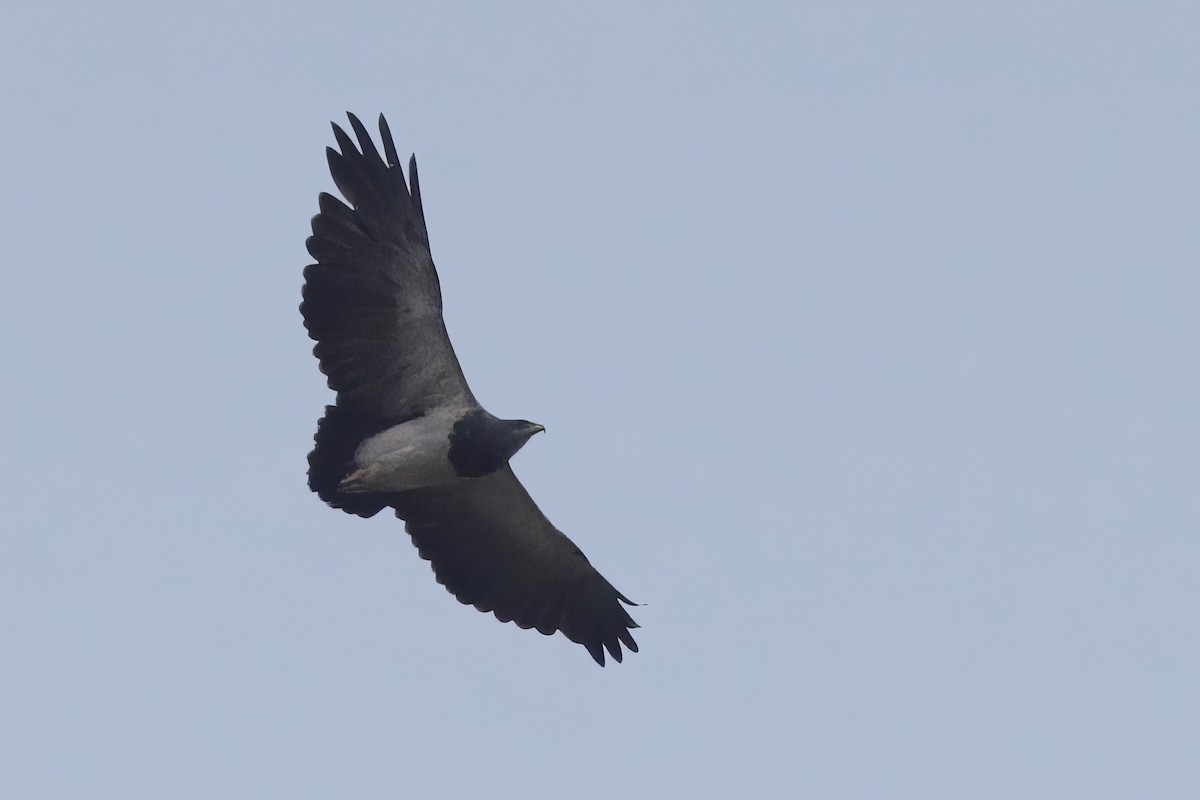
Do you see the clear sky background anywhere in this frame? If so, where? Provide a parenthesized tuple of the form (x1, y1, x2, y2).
(3, 3, 1197, 797)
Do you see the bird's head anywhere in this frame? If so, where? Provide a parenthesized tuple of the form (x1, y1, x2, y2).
(490, 418, 545, 465)
(505, 419, 546, 451)
(447, 411, 545, 478)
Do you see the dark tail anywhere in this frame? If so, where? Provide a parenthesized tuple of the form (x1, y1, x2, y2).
(308, 405, 392, 518)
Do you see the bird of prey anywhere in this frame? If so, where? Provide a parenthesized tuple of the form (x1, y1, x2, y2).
(300, 113, 639, 665)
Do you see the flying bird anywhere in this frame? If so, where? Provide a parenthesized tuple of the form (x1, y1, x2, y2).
(300, 113, 639, 665)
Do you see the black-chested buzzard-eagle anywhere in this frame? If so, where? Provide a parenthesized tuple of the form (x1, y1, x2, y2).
(300, 113, 639, 666)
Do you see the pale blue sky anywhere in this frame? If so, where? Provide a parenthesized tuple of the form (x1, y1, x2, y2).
(3, 3, 1198, 797)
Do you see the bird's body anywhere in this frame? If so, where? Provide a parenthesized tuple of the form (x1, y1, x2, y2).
(337, 405, 473, 493)
(301, 114, 639, 665)
(333, 406, 544, 493)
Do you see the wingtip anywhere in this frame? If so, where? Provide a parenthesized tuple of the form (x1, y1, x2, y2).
(409, 154, 420, 189)
(379, 114, 400, 168)
(585, 640, 606, 667)
(345, 112, 381, 163)
(408, 154, 423, 218)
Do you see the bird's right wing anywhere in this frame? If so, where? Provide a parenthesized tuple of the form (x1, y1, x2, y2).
(391, 466, 640, 666)
(301, 113, 475, 423)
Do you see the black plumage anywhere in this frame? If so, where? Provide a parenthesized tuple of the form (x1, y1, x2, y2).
(300, 113, 639, 665)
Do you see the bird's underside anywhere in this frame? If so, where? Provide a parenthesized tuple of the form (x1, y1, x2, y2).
(300, 113, 638, 665)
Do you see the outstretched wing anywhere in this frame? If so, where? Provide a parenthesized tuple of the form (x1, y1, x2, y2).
(392, 466, 640, 666)
(301, 113, 475, 423)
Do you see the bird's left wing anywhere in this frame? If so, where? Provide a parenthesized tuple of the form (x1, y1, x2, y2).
(391, 466, 639, 666)
(301, 113, 475, 424)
